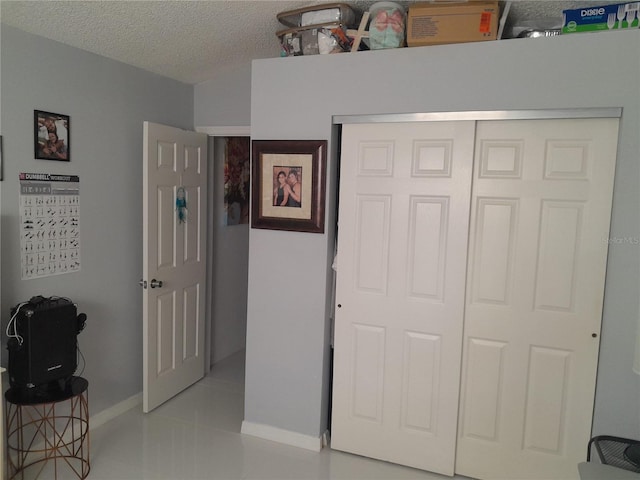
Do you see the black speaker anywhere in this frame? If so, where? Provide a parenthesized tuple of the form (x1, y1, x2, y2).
(7, 296, 82, 390)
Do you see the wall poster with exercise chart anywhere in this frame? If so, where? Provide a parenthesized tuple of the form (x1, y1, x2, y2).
(19, 172, 80, 279)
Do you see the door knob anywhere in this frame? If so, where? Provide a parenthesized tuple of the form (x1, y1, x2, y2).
(150, 279, 163, 289)
(139, 279, 147, 289)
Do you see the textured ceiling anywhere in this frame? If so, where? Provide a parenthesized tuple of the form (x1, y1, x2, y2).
(0, 0, 621, 85)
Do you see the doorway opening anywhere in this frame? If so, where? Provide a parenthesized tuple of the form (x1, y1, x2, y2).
(206, 133, 250, 375)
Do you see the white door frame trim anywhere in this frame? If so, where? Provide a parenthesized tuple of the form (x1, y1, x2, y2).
(333, 108, 622, 125)
(196, 126, 251, 136)
(195, 125, 251, 373)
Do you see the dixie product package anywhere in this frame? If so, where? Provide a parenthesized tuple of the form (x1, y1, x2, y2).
(562, 2, 639, 34)
(407, 1, 499, 47)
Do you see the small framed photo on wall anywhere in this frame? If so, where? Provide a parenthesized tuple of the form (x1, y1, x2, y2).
(34, 110, 70, 161)
(251, 139, 326, 233)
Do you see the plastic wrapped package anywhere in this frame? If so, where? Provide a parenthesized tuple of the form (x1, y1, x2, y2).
(279, 30, 303, 56)
(368, 1, 406, 49)
(301, 28, 340, 55)
(302, 8, 342, 26)
(278, 23, 353, 56)
(318, 30, 339, 54)
(510, 18, 563, 38)
(277, 3, 356, 28)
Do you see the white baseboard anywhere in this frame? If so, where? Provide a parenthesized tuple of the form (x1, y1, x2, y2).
(90, 392, 142, 430)
(241, 421, 325, 452)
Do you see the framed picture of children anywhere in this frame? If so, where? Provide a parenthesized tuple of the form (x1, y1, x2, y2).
(251, 139, 326, 233)
(34, 110, 70, 161)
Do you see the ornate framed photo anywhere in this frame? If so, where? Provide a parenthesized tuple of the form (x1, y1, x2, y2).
(251, 140, 326, 233)
(35, 110, 70, 161)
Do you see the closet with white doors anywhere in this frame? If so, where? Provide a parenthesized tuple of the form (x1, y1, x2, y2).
(330, 111, 620, 480)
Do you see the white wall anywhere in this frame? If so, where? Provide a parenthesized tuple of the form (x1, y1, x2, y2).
(0, 25, 194, 416)
(194, 63, 251, 128)
(246, 30, 640, 442)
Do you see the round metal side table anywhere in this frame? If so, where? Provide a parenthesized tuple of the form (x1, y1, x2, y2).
(5, 377, 89, 480)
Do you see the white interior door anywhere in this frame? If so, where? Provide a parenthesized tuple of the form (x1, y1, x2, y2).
(331, 121, 475, 475)
(143, 121, 208, 412)
(455, 118, 619, 479)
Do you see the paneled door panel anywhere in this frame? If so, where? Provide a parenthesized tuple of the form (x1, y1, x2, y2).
(332, 121, 475, 475)
(143, 122, 208, 413)
(456, 118, 619, 479)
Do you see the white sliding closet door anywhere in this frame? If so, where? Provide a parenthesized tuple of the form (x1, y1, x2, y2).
(331, 121, 475, 475)
(456, 118, 619, 479)
(332, 114, 619, 479)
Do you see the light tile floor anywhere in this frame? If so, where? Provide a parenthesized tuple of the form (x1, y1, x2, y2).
(21, 350, 472, 479)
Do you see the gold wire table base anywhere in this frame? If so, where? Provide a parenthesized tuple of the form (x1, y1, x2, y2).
(5, 378, 89, 480)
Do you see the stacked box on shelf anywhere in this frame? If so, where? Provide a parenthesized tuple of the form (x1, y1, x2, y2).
(406, 1, 500, 47)
(277, 22, 354, 56)
(276, 3, 357, 56)
(562, 2, 639, 34)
